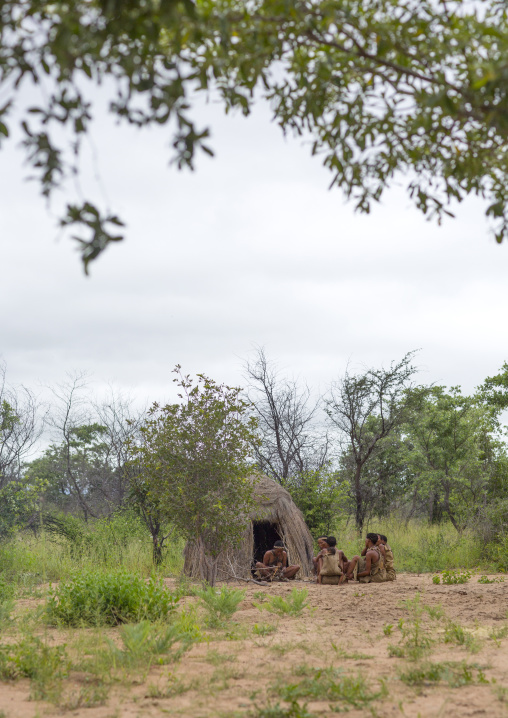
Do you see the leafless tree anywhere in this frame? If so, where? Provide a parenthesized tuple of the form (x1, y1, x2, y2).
(93, 388, 146, 509)
(0, 361, 44, 488)
(325, 352, 418, 532)
(45, 373, 146, 519)
(244, 348, 329, 482)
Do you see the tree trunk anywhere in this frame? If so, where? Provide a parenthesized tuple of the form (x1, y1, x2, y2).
(152, 534, 163, 565)
(354, 463, 364, 533)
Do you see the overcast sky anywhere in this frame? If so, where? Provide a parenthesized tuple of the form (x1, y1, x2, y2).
(1, 88, 507, 410)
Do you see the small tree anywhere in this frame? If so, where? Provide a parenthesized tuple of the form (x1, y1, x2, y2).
(326, 353, 418, 532)
(129, 367, 259, 585)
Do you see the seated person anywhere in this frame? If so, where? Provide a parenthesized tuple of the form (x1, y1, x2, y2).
(313, 536, 329, 574)
(345, 533, 386, 583)
(255, 540, 300, 580)
(315, 536, 345, 585)
(378, 534, 396, 581)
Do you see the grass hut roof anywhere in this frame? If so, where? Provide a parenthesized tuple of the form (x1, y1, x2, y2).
(183, 474, 315, 581)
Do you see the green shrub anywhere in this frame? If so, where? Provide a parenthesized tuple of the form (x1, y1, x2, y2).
(195, 585, 245, 627)
(432, 570, 471, 585)
(259, 588, 309, 617)
(478, 575, 505, 584)
(0, 635, 70, 701)
(46, 570, 178, 626)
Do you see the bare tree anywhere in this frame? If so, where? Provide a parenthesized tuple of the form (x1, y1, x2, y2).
(325, 353, 418, 532)
(93, 388, 146, 509)
(0, 361, 44, 488)
(244, 348, 329, 482)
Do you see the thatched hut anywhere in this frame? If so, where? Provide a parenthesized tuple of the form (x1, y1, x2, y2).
(183, 475, 315, 581)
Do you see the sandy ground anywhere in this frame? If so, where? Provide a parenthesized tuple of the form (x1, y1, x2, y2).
(2, 573, 508, 718)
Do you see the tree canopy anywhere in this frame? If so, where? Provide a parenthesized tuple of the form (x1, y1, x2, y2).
(3, 0, 508, 271)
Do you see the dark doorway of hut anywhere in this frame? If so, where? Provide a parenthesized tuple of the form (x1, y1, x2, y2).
(253, 521, 282, 564)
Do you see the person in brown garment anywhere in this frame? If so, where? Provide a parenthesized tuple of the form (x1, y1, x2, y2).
(345, 533, 386, 583)
(256, 540, 300, 580)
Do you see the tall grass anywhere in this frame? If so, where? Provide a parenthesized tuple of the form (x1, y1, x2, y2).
(333, 517, 483, 572)
(0, 511, 185, 589)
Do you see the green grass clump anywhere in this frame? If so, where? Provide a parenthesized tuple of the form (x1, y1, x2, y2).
(253, 701, 315, 718)
(195, 585, 245, 627)
(399, 661, 488, 687)
(274, 667, 386, 710)
(259, 588, 309, 617)
(444, 622, 482, 653)
(112, 619, 197, 665)
(253, 622, 277, 636)
(46, 569, 178, 626)
(478, 575, 505, 584)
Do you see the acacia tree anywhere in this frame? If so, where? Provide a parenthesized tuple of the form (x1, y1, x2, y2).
(325, 353, 418, 532)
(129, 367, 259, 585)
(3, 1, 508, 270)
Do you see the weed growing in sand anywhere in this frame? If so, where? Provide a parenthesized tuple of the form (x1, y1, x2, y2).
(478, 575, 505, 584)
(488, 625, 508, 645)
(383, 624, 394, 636)
(253, 591, 269, 603)
(388, 593, 437, 661)
(494, 685, 508, 703)
(111, 619, 198, 666)
(46, 570, 178, 626)
(399, 661, 488, 687)
(205, 649, 236, 665)
(196, 585, 246, 627)
(330, 642, 374, 660)
(0, 634, 70, 702)
(444, 621, 482, 653)
(253, 623, 277, 636)
(259, 588, 309, 617)
(252, 701, 315, 718)
(212, 664, 246, 690)
(273, 667, 387, 710)
(61, 680, 109, 709)
(432, 570, 471, 585)
(145, 673, 197, 698)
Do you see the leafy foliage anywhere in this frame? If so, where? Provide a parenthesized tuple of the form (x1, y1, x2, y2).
(4, 2, 508, 267)
(129, 366, 259, 585)
(195, 585, 246, 627)
(46, 570, 178, 626)
(432, 570, 471, 585)
(259, 588, 309, 617)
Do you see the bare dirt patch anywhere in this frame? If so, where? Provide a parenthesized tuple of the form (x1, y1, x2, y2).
(1, 573, 508, 718)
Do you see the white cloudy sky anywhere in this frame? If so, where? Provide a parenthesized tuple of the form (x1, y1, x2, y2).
(1, 87, 507, 409)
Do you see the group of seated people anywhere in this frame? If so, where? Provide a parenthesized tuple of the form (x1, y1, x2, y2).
(313, 532, 396, 584)
(254, 533, 395, 584)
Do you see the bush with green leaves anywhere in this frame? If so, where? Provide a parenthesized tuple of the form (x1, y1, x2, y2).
(432, 570, 471, 585)
(258, 588, 309, 617)
(46, 570, 178, 626)
(195, 585, 246, 627)
(478, 575, 505, 584)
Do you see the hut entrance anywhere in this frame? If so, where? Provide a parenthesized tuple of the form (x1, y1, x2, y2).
(253, 521, 282, 563)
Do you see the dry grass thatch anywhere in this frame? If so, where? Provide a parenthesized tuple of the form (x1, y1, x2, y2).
(183, 474, 315, 581)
